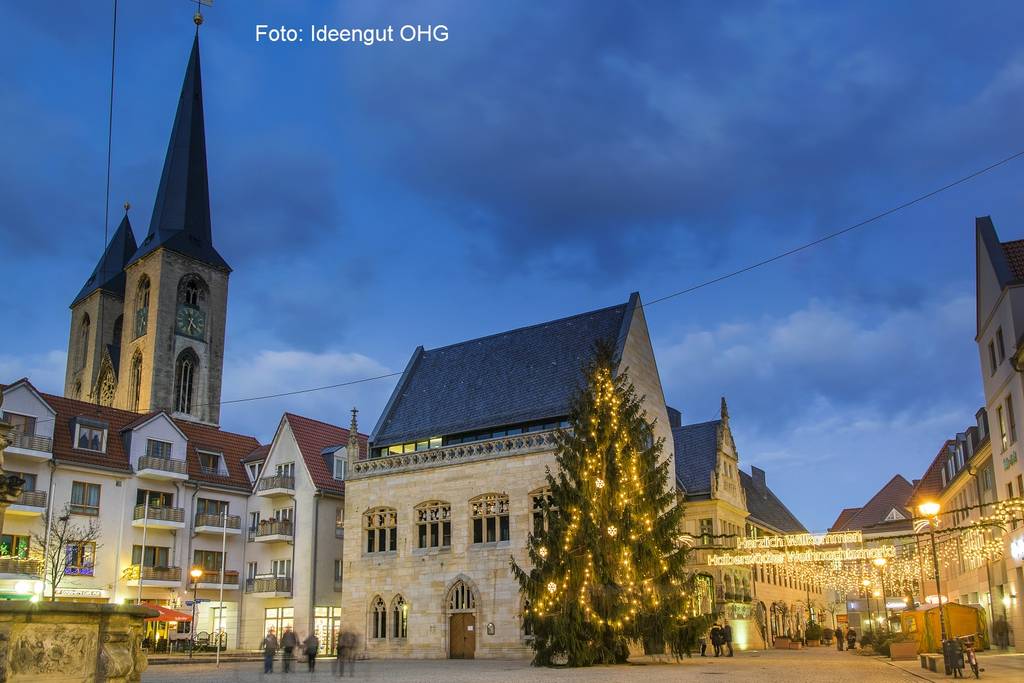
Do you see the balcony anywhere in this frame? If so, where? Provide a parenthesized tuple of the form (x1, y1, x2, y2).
(248, 519, 293, 543)
(131, 505, 186, 530)
(4, 431, 53, 461)
(136, 455, 189, 481)
(244, 576, 292, 598)
(194, 513, 242, 535)
(0, 557, 41, 578)
(192, 569, 240, 591)
(256, 474, 294, 497)
(122, 564, 182, 588)
(6, 489, 47, 516)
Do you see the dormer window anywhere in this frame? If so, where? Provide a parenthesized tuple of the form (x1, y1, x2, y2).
(246, 462, 261, 482)
(198, 450, 225, 476)
(333, 455, 347, 481)
(74, 419, 108, 453)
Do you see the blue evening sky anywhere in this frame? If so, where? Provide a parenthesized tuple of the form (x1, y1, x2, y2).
(4, 2, 1024, 531)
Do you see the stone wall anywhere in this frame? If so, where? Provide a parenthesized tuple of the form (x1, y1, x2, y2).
(0, 602, 155, 682)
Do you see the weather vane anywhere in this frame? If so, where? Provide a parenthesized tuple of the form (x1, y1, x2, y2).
(192, 0, 213, 27)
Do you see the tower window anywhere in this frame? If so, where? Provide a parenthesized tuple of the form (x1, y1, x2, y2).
(174, 351, 198, 415)
(129, 352, 143, 412)
(184, 280, 201, 306)
(76, 315, 90, 371)
(134, 277, 150, 338)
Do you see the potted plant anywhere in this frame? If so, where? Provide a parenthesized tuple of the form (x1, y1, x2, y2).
(804, 621, 823, 647)
(887, 633, 918, 661)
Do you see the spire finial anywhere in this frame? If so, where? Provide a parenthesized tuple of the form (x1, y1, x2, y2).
(720, 396, 729, 423)
(348, 407, 360, 456)
(124, 201, 131, 214)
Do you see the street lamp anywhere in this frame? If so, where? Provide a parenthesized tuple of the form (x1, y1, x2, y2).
(189, 566, 203, 659)
(862, 578, 874, 633)
(917, 501, 948, 648)
(872, 557, 890, 633)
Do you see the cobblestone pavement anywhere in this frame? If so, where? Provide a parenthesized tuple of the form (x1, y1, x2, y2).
(890, 650, 1024, 681)
(143, 647, 921, 682)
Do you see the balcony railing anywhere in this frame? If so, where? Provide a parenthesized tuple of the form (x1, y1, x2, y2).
(194, 513, 242, 529)
(192, 570, 240, 586)
(14, 490, 47, 508)
(257, 475, 295, 492)
(122, 565, 182, 582)
(245, 576, 292, 594)
(6, 431, 52, 453)
(133, 505, 185, 524)
(248, 519, 294, 541)
(137, 455, 188, 475)
(0, 557, 41, 576)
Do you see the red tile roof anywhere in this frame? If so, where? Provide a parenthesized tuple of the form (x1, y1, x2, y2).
(832, 475, 915, 532)
(1002, 240, 1024, 281)
(284, 412, 367, 496)
(4, 379, 262, 491)
(909, 441, 952, 507)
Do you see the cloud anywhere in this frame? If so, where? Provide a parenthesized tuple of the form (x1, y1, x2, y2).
(655, 294, 982, 529)
(0, 351, 67, 395)
(219, 348, 397, 442)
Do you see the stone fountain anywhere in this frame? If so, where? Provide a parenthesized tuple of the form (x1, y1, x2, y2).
(0, 409, 156, 682)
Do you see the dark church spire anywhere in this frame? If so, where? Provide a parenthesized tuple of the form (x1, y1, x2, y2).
(130, 33, 229, 271)
(71, 212, 138, 306)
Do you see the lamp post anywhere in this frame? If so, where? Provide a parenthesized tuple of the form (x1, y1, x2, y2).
(918, 501, 948, 647)
(872, 557, 890, 633)
(189, 566, 203, 659)
(861, 579, 874, 633)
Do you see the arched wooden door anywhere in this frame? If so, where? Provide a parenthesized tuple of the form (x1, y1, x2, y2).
(447, 580, 477, 659)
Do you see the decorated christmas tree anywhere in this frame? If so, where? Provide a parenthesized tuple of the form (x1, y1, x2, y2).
(511, 341, 702, 666)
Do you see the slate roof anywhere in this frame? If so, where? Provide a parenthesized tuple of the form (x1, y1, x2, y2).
(909, 441, 953, 508)
(284, 413, 367, 496)
(370, 298, 633, 447)
(130, 34, 229, 272)
(741, 467, 807, 534)
(829, 507, 862, 532)
(2, 379, 259, 490)
(72, 214, 138, 306)
(672, 419, 720, 495)
(830, 474, 915, 532)
(243, 444, 270, 463)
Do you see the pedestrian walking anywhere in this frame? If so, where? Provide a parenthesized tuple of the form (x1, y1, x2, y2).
(699, 632, 708, 657)
(710, 623, 723, 657)
(835, 626, 844, 651)
(338, 628, 357, 677)
(260, 627, 279, 675)
(281, 626, 298, 673)
(723, 621, 734, 657)
(846, 627, 857, 651)
(304, 632, 320, 673)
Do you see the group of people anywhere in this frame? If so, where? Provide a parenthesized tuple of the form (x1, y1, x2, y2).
(834, 626, 857, 651)
(261, 626, 359, 676)
(700, 621, 734, 657)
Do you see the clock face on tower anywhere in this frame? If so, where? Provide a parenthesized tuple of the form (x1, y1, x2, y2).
(176, 305, 206, 340)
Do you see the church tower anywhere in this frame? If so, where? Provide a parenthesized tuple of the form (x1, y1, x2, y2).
(65, 32, 230, 426)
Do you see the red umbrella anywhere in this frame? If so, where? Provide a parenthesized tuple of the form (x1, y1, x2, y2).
(143, 603, 193, 622)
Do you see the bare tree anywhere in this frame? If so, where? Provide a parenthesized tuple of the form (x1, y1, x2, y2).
(31, 504, 102, 601)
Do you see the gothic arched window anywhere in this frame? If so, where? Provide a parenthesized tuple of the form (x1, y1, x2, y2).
(447, 580, 475, 612)
(415, 500, 451, 549)
(470, 493, 509, 544)
(129, 352, 143, 412)
(76, 315, 90, 371)
(391, 595, 408, 639)
(173, 350, 198, 415)
(97, 363, 115, 407)
(371, 595, 387, 640)
(364, 507, 397, 554)
(134, 276, 150, 338)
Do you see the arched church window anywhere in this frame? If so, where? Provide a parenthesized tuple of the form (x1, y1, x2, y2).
(76, 315, 90, 371)
(134, 277, 150, 338)
(129, 352, 143, 412)
(391, 595, 408, 639)
(447, 581, 475, 612)
(371, 596, 387, 640)
(112, 314, 123, 349)
(364, 507, 397, 553)
(97, 364, 116, 407)
(173, 350, 198, 415)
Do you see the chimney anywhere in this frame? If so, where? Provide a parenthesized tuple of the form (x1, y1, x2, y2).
(666, 406, 682, 429)
(751, 465, 766, 489)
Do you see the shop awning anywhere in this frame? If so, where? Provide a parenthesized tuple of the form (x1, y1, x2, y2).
(143, 603, 193, 622)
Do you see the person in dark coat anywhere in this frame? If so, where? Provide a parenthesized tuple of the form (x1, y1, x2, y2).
(722, 621, 734, 657)
(846, 627, 857, 651)
(710, 623, 723, 657)
(835, 626, 844, 651)
(281, 626, 298, 673)
(304, 632, 320, 673)
(261, 628, 279, 674)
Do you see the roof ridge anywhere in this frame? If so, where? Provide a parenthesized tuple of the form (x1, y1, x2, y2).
(284, 411, 357, 435)
(675, 418, 721, 430)
(423, 300, 628, 355)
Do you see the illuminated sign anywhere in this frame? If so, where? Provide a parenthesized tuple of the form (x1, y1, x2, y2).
(1011, 537, 1024, 562)
(737, 531, 863, 550)
(707, 545, 895, 566)
(55, 588, 108, 598)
